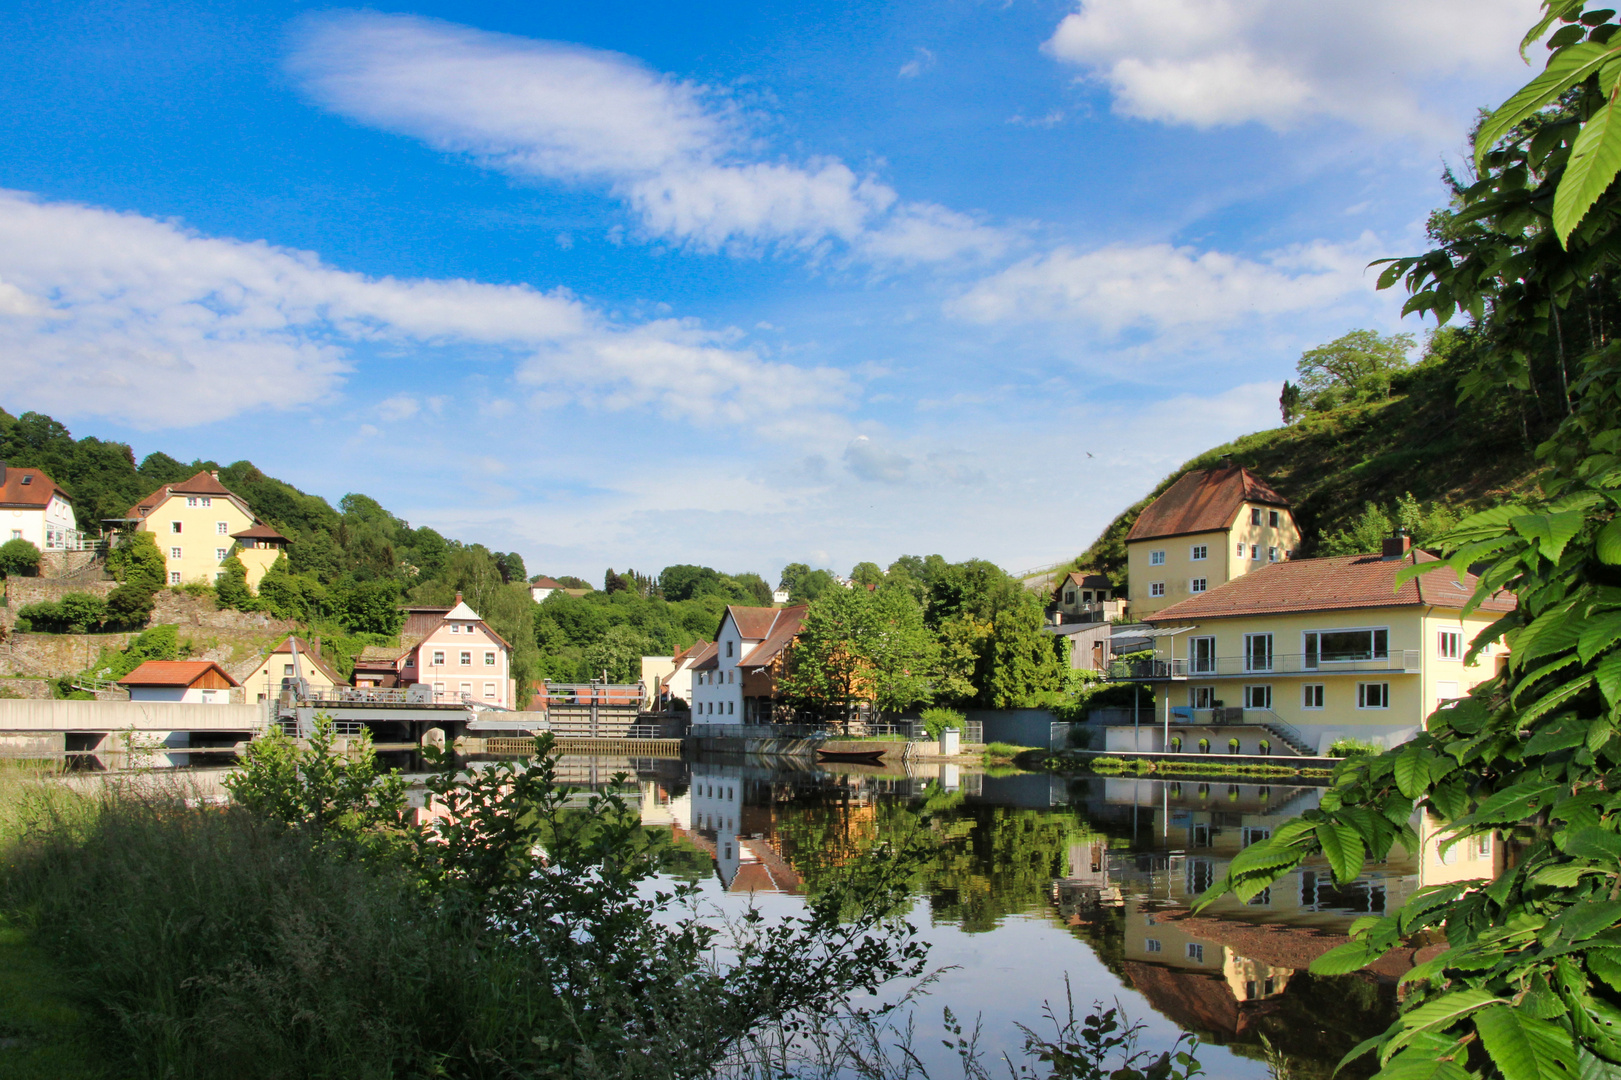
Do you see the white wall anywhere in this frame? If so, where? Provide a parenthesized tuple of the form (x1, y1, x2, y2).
(690, 616, 745, 721)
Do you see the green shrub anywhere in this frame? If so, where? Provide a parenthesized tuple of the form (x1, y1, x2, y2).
(15, 594, 108, 634)
(0, 539, 39, 578)
(105, 532, 164, 594)
(919, 706, 965, 739)
(213, 553, 257, 612)
(1326, 737, 1379, 758)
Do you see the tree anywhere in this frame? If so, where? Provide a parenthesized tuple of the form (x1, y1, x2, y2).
(659, 564, 721, 602)
(604, 567, 630, 594)
(778, 585, 936, 724)
(106, 532, 165, 594)
(333, 579, 403, 636)
(850, 562, 885, 589)
(1279, 380, 1302, 424)
(103, 583, 155, 629)
(778, 562, 812, 595)
(1296, 329, 1415, 404)
(790, 569, 837, 604)
(583, 625, 655, 683)
(214, 553, 256, 611)
(494, 551, 526, 585)
(0, 538, 40, 578)
(17, 592, 107, 633)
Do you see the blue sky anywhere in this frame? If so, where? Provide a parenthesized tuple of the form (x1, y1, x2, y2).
(0, 0, 1539, 583)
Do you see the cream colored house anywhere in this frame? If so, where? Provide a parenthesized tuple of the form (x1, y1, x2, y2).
(1106, 537, 1513, 754)
(0, 464, 79, 550)
(239, 636, 344, 703)
(1125, 466, 1302, 618)
(120, 470, 285, 593)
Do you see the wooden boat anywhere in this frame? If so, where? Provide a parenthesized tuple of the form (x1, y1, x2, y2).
(816, 748, 887, 763)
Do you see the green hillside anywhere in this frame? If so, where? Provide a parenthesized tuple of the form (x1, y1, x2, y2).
(1068, 329, 1554, 583)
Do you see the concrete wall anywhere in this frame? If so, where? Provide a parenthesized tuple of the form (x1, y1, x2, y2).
(965, 708, 1057, 747)
(0, 698, 264, 732)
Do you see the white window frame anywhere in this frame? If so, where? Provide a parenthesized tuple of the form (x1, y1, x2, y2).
(485, 651, 496, 666)
(1357, 682, 1390, 709)
(1236, 541, 1245, 557)
(1243, 684, 1272, 710)
(1149, 549, 1166, 566)
(1244, 633, 1273, 672)
(1189, 635, 1216, 675)
(1190, 577, 1207, 594)
(1268, 546, 1279, 562)
(1145, 939, 1162, 954)
(1187, 943, 1205, 963)
(1304, 627, 1390, 669)
(217, 521, 229, 534)
(460, 651, 472, 666)
(1302, 684, 1325, 709)
(1250, 544, 1261, 561)
(1438, 629, 1463, 660)
(1149, 582, 1165, 597)
(169, 571, 181, 585)
(432, 651, 445, 666)
(186, 497, 198, 507)
(215, 548, 227, 561)
(1190, 544, 1207, 561)
(1269, 510, 1280, 528)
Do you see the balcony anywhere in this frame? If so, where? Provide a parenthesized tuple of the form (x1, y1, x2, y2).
(1106, 649, 1420, 682)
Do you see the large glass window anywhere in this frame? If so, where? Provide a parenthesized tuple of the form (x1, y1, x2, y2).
(1191, 686, 1214, 709)
(1302, 684, 1325, 709)
(1304, 628, 1389, 667)
(1244, 633, 1273, 672)
(1190, 635, 1216, 674)
(1358, 683, 1390, 709)
(1438, 629, 1462, 659)
(1243, 685, 1272, 710)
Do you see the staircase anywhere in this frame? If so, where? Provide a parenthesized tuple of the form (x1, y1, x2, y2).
(1245, 710, 1316, 756)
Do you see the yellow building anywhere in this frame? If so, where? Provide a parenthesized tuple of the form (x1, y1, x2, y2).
(238, 636, 344, 703)
(1106, 537, 1513, 755)
(1124, 465, 1302, 618)
(119, 470, 287, 593)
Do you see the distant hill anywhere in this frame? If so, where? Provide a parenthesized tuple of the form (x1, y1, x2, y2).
(1066, 338, 1553, 582)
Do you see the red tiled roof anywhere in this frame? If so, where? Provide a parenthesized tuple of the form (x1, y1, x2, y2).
(741, 605, 807, 667)
(1143, 549, 1516, 622)
(125, 470, 243, 519)
(118, 660, 240, 688)
(1053, 570, 1112, 600)
(230, 523, 288, 541)
(0, 466, 70, 509)
(530, 576, 563, 589)
(671, 639, 710, 666)
(689, 640, 720, 671)
(1126, 466, 1289, 543)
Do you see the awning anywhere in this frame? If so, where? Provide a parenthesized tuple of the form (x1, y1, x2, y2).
(1111, 625, 1196, 640)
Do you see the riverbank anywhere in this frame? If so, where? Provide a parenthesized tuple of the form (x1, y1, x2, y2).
(1024, 749, 1340, 779)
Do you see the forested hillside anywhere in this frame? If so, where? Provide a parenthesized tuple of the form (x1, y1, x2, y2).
(1066, 325, 1557, 584)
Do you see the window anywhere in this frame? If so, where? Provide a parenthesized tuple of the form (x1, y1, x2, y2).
(1149, 582, 1165, 597)
(1190, 577, 1207, 593)
(484, 683, 496, 698)
(1065, 590, 1076, 604)
(171, 521, 182, 533)
(1437, 681, 1460, 704)
(1190, 544, 1208, 561)
(484, 651, 495, 666)
(1244, 685, 1272, 710)
(1145, 939, 1162, 954)
(728, 701, 735, 715)
(1236, 541, 1245, 556)
(1243, 826, 1271, 847)
(1304, 628, 1389, 667)
(1250, 544, 1261, 561)
(1269, 510, 1280, 528)
(169, 571, 181, 585)
(215, 548, 227, 561)
(216, 522, 228, 535)
(187, 497, 198, 507)
(1268, 546, 1279, 562)
(1150, 549, 1166, 566)
(1303, 684, 1325, 709)
(7, 530, 18, 541)
(460, 682, 471, 698)
(1190, 636, 1216, 674)
(449, 624, 459, 634)
(726, 640, 734, 657)
(170, 547, 182, 559)
(460, 651, 471, 666)
(283, 664, 295, 677)
(1250, 508, 1263, 526)
(1438, 629, 1463, 659)
(1186, 943, 1205, 963)
(1358, 682, 1390, 709)
(1244, 633, 1273, 672)
(432, 651, 445, 666)
(1476, 835, 1493, 858)
(1191, 686, 1214, 709)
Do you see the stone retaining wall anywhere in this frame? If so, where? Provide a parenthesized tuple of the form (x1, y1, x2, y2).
(150, 591, 296, 634)
(0, 632, 138, 677)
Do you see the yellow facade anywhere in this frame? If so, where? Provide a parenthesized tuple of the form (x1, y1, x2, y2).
(136, 493, 256, 588)
(1127, 503, 1302, 618)
(236, 544, 281, 593)
(1144, 604, 1502, 752)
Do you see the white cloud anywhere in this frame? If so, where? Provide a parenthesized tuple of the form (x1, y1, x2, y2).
(948, 235, 1383, 331)
(898, 48, 935, 79)
(288, 12, 1007, 263)
(1044, 0, 1538, 138)
(0, 190, 845, 430)
(843, 435, 911, 483)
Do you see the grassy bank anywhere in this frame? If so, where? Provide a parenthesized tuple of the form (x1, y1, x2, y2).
(1040, 752, 1335, 779)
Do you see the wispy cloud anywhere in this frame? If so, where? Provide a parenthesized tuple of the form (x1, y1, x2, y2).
(0, 190, 847, 431)
(898, 47, 935, 79)
(288, 12, 1007, 264)
(1044, 0, 1536, 140)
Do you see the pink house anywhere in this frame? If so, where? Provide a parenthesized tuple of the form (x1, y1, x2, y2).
(354, 595, 515, 708)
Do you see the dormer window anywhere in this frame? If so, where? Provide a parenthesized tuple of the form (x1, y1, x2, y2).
(19, 475, 31, 486)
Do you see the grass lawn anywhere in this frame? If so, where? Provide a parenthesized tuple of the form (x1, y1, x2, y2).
(0, 920, 109, 1079)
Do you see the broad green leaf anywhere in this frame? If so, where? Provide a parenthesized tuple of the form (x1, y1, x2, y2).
(1396, 748, 1431, 800)
(1589, 950, 1621, 993)
(1545, 900, 1621, 943)
(1601, 651, 1621, 709)
(1515, 600, 1583, 666)
(1534, 864, 1604, 887)
(1376, 1041, 1474, 1080)
(1383, 989, 1504, 1062)
(1318, 822, 1367, 884)
(1400, 884, 1468, 933)
(1521, 678, 1596, 727)
(1522, 1, 1589, 61)
(1581, 612, 1621, 662)
(1599, 519, 1621, 566)
(1473, 1003, 1579, 1080)
(1310, 939, 1379, 975)
(1565, 828, 1621, 860)
(1228, 839, 1306, 878)
(1558, 100, 1621, 246)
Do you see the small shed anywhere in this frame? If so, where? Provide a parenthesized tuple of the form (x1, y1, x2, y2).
(118, 660, 241, 704)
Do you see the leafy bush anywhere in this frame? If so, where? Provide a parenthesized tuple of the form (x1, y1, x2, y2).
(105, 532, 164, 594)
(1325, 738, 1379, 758)
(0, 539, 39, 578)
(213, 553, 257, 612)
(919, 706, 965, 739)
(15, 593, 108, 634)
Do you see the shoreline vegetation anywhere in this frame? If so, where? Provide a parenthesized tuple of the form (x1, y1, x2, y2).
(1030, 751, 1336, 780)
(0, 726, 1204, 1080)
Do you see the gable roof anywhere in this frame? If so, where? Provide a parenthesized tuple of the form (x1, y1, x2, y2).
(688, 640, 720, 671)
(118, 659, 240, 688)
(530, 576, 563, 589)
(0, 466, 70, 510)
(1143, 549, 1516, 623)
(670, 639, 710, 666)
(266, 636, 343, 684)
(231, 523, 288, 541)
(420, 598, 512, 650)
(125, 470, 251, 520)
(729, 604, 808, 667)
(1125, 466, 1289, 543)
(1053, 570, 1112, 599)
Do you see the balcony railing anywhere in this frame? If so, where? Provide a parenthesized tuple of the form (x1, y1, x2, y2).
(1107, 650, 1420, 681)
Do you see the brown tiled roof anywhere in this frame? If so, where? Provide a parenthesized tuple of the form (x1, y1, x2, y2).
(1143, 550, 1516, 623)
(268, 637, 343, 684)
(118, 659, 240, 688)
(125, 470, 244, 519)
(230, 523, 288, 541)
(1126, 466, 1289, 543)
(0, 466, 69, 509)
(740, 605, 807, 667)
(530, 576, 563, 589)
(728, 605, 786, 640)
(1053, 570, 1112, 599)
(690, 640, 720, 671)
(671, 639, 710, 666)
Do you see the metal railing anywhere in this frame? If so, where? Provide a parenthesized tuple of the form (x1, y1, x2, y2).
(1108, 650, 1420, 681)
(294, 686, 434, 706)
(688, 723, 829, 740)
(1166, 707, 1314, 753)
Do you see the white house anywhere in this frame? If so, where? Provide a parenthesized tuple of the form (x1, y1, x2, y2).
(690, 605, 806, 724)
(530, 576, 563, 603)
(118, 660, 239, 704)
(0, 463, 79, 550)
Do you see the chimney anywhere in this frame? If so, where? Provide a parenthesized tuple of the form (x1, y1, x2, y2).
(455, 591, 463, 604)
(1382, 530, 1412, 560)
(0, 460, 6, 485)
(211, 470, 219, 481)
(312, 635, 321, 657)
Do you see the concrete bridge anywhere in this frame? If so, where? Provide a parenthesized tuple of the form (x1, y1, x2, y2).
(0, 698, 267, 754)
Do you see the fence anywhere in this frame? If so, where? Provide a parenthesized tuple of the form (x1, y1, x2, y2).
(1107, 650, 1421, 681)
